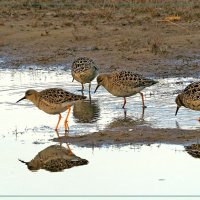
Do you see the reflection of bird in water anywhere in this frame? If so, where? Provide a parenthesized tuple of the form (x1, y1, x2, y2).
(94, 70, 158, 110)
(73, 100, 100, 123)
(71, 57, 99, 93)
(16, 88, 86, 131)
(106, 110, 146, 130)
(107, 117, 146, 129)
(185, 144, 200, 159)
(175, 81, 200, 121)
(19, 144, 89, 172)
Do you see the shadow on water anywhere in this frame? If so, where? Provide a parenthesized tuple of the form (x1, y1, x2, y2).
(73, 99, 100, 123)
(19, 144, 89, 172)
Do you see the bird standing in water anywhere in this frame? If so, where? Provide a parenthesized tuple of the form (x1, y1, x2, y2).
(175, 81, 200, 121)
(16, 88, 86, 131)
(94, 70, 158, 109)
(71, 57, 98, 94)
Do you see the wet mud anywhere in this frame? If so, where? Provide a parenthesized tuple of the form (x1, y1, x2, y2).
(55, 125, 200, 147)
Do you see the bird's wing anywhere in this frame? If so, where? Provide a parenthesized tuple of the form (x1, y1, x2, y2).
(183, 82, 200, 100)
(40, 88, 86, 104)
(112, 71, 150, 88)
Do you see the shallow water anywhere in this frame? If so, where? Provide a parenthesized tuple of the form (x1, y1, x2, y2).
(0, 67, 199, 136)
(1, 67, 200, 196)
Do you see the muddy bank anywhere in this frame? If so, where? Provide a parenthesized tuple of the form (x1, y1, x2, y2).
(54, 125, 200, 147)
(0, 1, 200, 77)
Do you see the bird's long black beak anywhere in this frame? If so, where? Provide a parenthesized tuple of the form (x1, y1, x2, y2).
(18, 159, 28, 165)
(94, 85, 100, 93)
(16, 96, 26, 103)
(175, 106, 180, 116)
(72, 78, 74, 82)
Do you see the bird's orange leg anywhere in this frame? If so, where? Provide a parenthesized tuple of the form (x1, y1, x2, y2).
(64, 106, 71, 131)
(55, 114, 62, 131)
(139, 92, 146, 108)
(198, 117, 200, 122)
(122, 97, 126, 109)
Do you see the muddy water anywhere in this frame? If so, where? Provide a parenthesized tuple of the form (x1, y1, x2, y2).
(0, 66, 200, 196)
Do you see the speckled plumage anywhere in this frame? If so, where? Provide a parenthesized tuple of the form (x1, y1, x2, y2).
(95, 70, 158, 108)
(17, 88, 86, 130)
(40, 88, 82, 104)
(175, 81, 200, 116)
(19, 145, 89, 172)
(37, 88, 86, 114)
(71, 57, 98, 92)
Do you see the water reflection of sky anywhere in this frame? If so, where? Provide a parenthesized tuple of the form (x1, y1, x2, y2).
(1, 142, 200, 195)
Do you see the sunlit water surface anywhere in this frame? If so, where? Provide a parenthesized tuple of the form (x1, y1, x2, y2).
(0, 67, 200, 196)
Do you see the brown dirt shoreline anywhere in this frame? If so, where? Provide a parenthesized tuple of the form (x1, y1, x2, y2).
(54, 125, 200, 147)
(0, 0, 200, 77)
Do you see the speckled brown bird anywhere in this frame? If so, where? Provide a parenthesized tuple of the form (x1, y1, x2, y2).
(175, 81, 200, 120)
(94, 70, 158, 109)
(71, 57, 98, 92)
(16, 88, 86, 131)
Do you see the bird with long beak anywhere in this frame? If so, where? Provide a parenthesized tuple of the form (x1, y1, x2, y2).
(94, 71, 158, 109)
(16, 88, 86, 131)
(175, 81, 200, 121)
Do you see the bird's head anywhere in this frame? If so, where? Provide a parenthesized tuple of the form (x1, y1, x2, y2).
(94, 74, 109, 93)
(16, 89, 38, 103)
